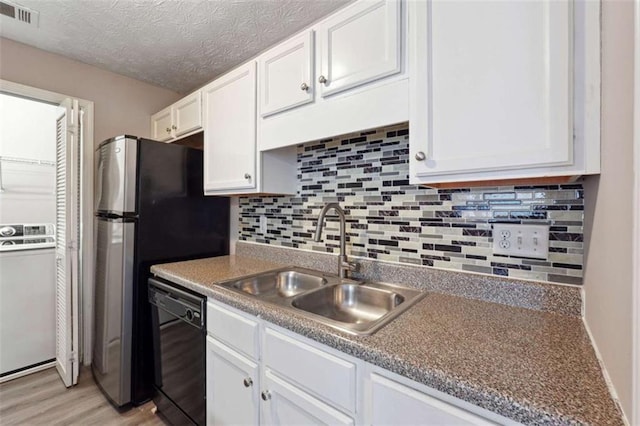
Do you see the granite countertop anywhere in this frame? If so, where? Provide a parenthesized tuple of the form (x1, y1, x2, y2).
(150, 255, 623, 425)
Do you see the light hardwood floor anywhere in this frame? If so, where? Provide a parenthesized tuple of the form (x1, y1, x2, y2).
(0, 367, 165, 425)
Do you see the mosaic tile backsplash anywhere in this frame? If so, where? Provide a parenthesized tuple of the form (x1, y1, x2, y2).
(239, 123, 584, 285)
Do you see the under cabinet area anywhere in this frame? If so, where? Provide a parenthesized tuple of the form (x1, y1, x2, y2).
(205, 299, 509, 426)
(257, 0, 409, 151)
(409, 0, 601, 185)
(151, 90, 202, 142)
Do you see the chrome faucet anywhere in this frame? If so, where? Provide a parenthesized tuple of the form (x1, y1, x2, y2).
(314, 203, 358, 279)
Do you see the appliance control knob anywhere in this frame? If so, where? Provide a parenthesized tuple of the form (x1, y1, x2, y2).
(0, 226, 16, 237)
(243, 377, 253, 388)
(185, 309, 194, 321)
(261, 391, 271, 401)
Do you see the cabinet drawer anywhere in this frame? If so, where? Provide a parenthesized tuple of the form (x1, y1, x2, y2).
(264, 327, 357, 413)
(207, 301, 259, 360)
(370, 373, 496, 425)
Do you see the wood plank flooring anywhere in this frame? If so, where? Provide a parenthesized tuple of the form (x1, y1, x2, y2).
(0, 367, 165, 425)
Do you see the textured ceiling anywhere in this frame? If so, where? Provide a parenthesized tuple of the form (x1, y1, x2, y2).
(0, 0, 352, 94)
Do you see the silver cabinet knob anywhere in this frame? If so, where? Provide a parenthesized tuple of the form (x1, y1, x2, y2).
(171, 124, 177, 130)
(261, 390, 271, 401)
(300, 82, 309, 92)
(243, 378, 253, 388)
(244, 173, 251, 180)
(415, 151, 426, 161)
(165, 127, 171, 133)
(318, 75, 327, 85)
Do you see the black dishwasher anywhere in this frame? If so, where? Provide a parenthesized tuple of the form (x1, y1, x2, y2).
(149, 277, 206, 425)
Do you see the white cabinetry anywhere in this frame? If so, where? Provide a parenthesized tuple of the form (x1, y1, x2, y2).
(206, 336, 260, 426)
(258, 0, 408, 151)
(206, 300, 510, 426)
(259, 30, 314, 117)
(409, 0, 601, 185)
(366, 372, 498, 425)
(262, 370, 354, 426)
(151, 90, 202, 142)
(150, 106, 173, 142)
(202, 62, 296, 196)
(317, 0, 401, 97)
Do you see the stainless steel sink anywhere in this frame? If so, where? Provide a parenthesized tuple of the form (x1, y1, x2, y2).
(291, 282, 423, 335)
(216, 267, 425, 335)
(225, 269, 327, 297)
(291, 284, 404, 324)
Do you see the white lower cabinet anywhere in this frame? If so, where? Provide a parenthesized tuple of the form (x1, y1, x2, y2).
(366, 372, 497, 426)
(262, 370, 354, 426)
(206, 336, 260, 426)
(206, 300, 516, 426)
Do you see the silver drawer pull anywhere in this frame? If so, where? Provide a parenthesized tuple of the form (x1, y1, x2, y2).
(243, 377, 253, 388)
(415, 151, 426, 161)
(261, 390, 271, 401)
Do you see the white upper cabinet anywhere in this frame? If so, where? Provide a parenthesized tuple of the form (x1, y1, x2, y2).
(258, 0, 408, 151)
(203, 62, 257, 193)
(317, 0, 402, 97)
(259, 30, 314, 117)
(173, 91, 202, 137)
(203, 62, 297, 196)
(151, 90, 202, 142)
(150, 106, 173, 142)
(409, 0, 601, 185)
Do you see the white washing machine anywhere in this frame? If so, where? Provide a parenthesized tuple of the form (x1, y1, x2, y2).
(0, 224, 57, 377)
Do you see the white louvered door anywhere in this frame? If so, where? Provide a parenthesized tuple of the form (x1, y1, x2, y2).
(55, 99, 80, 388)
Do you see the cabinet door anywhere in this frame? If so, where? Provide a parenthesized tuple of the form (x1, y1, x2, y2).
(174, 91, 202, 137)
(410, 0, 572, 179)
(203, 62, 257, 192)
(151, 106, 173, 142)
(369, 374, 495, 425)
(261, 370, 354, 426)
(317, 0, 401, 97)
(259, 30, 314, 117)
(206, 336, 260, 426)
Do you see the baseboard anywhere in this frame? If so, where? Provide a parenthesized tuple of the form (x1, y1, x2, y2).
(0, 361, 56, 384)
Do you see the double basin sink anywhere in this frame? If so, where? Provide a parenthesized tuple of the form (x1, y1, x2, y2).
(217, 267, 425, 335)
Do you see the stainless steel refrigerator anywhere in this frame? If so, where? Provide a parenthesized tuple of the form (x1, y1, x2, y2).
(92, 135, 229, 407)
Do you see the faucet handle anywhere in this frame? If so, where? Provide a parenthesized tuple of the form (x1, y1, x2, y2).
(343, 260, 359, 272)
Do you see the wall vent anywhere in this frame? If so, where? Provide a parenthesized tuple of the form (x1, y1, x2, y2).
(0, 1, 38, 27)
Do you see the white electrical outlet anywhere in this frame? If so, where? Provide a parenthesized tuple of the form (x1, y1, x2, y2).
(259, 215, 268, 234)
(492, 224, 549, 259)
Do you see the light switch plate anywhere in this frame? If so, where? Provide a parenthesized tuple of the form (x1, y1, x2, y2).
(259, 215, 268, 234)
(492, 224, 549, 259)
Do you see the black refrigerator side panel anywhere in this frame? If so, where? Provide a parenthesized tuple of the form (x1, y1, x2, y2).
(130, 140, 229, 404)
(136, 140, 230, 262)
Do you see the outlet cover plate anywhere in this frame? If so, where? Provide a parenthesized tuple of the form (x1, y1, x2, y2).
(492, 224, 549, 260)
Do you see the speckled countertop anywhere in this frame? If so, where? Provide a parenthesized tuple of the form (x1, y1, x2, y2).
(150, 255, 624, 425)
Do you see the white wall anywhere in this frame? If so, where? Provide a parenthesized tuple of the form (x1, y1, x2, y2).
(0, 93, 63, 161)
(0, 38, 181, 145)
(582, 0, 635, 421)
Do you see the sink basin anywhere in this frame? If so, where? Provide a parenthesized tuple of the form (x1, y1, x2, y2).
(291, 281, 425, 335)
(223, 269, 327, 297)
(291, 284, 405, 324)
(217, 267, 425, 335)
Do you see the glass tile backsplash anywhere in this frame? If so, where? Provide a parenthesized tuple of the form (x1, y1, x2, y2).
(239, 123, 584, 285)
